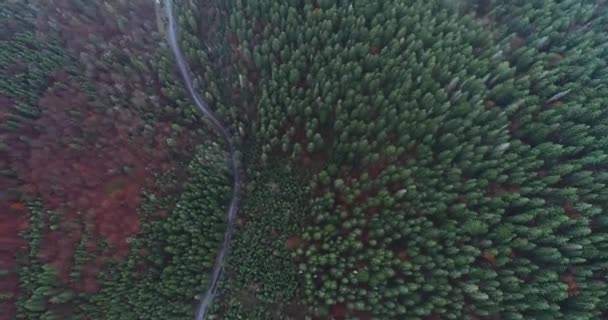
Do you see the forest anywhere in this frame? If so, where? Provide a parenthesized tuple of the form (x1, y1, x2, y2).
(1, 0, 608, 319)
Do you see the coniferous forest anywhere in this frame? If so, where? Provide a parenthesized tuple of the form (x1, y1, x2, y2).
(1, 0, 608, 319)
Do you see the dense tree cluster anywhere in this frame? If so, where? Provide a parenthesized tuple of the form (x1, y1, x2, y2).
(161, 0, 253, 141)
(1, 1, 226, 318)
(3, 0, 608, 319)
(208, 160, 309, 319)
(16, 202, 87, 320)
(1, 3, 71, 317)
(88, 142, 231, 319)
(218, 0, 608, 318)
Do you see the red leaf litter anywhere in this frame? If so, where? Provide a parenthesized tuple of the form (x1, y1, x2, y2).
(0, 206, 29, 319)
(331, 303, 347, 320)
(0, 94, 30, 319)
(2, 78, 196, 307)
(562, 272, 580, 297)
(0, 1, 197, 317)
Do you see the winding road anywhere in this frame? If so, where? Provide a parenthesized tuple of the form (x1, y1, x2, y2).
(164, 1, 241, 319)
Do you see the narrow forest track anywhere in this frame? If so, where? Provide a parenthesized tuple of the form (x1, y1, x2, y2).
(163, 1, 241, 319)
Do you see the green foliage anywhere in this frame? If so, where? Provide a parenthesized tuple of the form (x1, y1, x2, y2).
(49, 290, 75, 304)
(0, 2, 69, 134)
(160, 0, 248, 140)
(88, 142, 232, 319)
(5, 0, 608, 319)
(220, 0, 608, 318)
(15, 202, 90, 319)
(0, 31, 66, 104)
(19, 264, 59, 316)
(208, 158, 309, 319)
(0, 292, 15, 301)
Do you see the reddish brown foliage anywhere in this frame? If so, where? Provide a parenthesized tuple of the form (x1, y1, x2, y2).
(510, 35, 525, 50)
(8, 202, 26, 211)
(485, 183, 520, 197)
(457, 193, 468, 204)
(358, 227, 370, 245)
(351, 310, 375, 320)
(563, 203, 580, 218)
(424, 313, 441, 320)
(0, 96, 12, 122)
(480, 251, 497, 266)
(561, 272, 580, 297)
(508, 120, 520, 136)
(331, 303, 347, 320)
(254, 20, 265, 35)
(547, 53, 564, 66)
(0, 95, 30, 318)
(368, 46, 381, 56)
(312, 1, 321, 12)
(0, 1, 196, 318)
(366, 207, 380, 216)
(367, 159, 389, 178)
(15, 86, 139, 283)
(285, 236, 304, 249)
(545, 100, 564, 109)
(483, 100, 496, 109)
(397, 251, 411, 262)
(354, 260, 368, 269)
(8, 78, 196, 294)
(0, 208, 28, 317)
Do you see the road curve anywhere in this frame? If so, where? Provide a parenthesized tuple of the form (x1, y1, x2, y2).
(164, 1, 241, 319)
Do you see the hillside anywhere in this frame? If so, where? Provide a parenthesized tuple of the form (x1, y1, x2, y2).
(1, 1, 608, 319)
